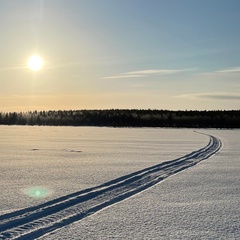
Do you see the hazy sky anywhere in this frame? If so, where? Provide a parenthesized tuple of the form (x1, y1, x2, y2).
(1, 0, 240, 111)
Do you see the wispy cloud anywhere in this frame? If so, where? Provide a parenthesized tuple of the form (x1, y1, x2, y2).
(215, 67, 240, 73)
(178, 92, 240, 100)
(102, 74, 145, 80)
(129, 84, 145, 87)
(0, 65, 27, 72)
(127, 69, 186, 75)
(198, 93, 240, 100)
(102, 68, 192, 80)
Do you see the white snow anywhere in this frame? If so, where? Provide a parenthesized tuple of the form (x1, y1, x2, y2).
(0, 126, 239, 239)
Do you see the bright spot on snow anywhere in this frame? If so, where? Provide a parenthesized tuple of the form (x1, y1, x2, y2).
(24, 187, 50, 198)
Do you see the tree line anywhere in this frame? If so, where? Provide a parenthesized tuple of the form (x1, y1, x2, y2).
(0, 109, 239, 128)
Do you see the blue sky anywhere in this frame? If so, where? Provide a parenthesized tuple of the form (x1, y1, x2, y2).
(0, 0, 240, 111)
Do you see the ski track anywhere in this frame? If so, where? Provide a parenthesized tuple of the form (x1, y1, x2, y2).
(0, 132, 222, 240)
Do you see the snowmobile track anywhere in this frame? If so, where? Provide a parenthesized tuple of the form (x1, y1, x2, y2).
(0, 132, 222, 239)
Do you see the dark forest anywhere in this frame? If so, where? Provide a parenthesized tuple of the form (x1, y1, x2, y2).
(0, 109, 239, 128)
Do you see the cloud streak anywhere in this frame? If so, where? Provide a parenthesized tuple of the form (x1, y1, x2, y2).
(126, 69, 185, 75)
(102, 68, 192, 80)
(178, 92, 240, 100)
(215, 67, 240, 73)
(0, 65, 27, 72)
(102, 74, 145, 80)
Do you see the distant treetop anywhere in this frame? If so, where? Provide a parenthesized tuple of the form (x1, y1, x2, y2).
(0, 109, 239, 128)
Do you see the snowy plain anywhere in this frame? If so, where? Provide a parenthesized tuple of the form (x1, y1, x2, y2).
(0, 126, 239, 239)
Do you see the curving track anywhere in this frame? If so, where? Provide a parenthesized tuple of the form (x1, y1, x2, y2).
(0, 133, 222, 239)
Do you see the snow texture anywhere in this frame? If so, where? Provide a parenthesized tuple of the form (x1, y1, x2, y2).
(0, 127, 239, 239)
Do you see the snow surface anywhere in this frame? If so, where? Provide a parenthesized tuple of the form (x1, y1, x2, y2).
(0, 126, 239, 239)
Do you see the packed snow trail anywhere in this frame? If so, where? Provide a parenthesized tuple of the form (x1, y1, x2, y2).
(0, 133, 222, 240)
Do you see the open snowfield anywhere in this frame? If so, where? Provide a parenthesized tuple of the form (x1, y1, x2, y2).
(0, 126, 239, 239)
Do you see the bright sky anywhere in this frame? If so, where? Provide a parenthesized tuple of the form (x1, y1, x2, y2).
(1, 0, 240, 111)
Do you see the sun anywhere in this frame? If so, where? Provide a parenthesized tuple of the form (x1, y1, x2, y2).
(27, 55, 44, 71)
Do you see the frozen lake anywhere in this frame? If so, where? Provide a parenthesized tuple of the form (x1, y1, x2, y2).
(0, 126, 239, 239)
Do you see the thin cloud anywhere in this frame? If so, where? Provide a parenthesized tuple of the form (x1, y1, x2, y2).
(102, 74, 145, 80)
(126, 69, 185, 75)
(0, 65, 27, 72)
(45, 61, 86, 69)
(129, 84, 145, 87)
(215, 67, 240, 73)
(199, 94, 240, 100)
(178, 92, 240, 100)
(103, 68, 192, 80)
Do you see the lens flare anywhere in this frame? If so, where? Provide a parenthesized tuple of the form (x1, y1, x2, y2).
(24, 187, 50, 198)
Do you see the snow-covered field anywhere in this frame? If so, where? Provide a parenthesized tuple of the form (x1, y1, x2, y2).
(0, 126, 239, 239)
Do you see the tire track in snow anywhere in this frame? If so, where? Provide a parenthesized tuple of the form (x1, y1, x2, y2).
(0, 133, 222, 240)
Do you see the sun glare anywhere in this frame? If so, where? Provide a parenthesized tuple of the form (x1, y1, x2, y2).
(27, 55, 44, 71)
